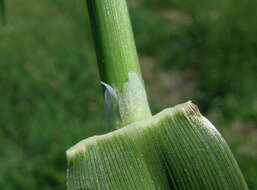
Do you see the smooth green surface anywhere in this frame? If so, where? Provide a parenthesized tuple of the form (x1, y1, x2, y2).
(87, 0, 141, 90)
(87, 0, 151, 126)
(67, 102, 248, 190)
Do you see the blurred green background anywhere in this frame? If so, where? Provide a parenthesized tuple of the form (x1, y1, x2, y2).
(0, 0, 256, 189)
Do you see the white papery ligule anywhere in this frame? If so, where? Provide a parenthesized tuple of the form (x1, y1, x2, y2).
(67, 102, 248, 190)
(102, 72, 151, 128)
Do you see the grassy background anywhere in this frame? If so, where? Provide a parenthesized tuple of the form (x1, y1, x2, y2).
(0, 0, 256, 189)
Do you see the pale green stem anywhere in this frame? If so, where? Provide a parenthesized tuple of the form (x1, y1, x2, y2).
(87, 0, 152, 127)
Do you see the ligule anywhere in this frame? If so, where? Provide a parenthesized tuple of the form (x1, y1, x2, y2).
(67, 102, 248, 190)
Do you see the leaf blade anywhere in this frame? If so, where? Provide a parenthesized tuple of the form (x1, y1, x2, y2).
(67, 102, 248, 190)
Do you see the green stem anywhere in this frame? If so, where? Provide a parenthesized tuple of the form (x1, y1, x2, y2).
(87, 0, 152, 127)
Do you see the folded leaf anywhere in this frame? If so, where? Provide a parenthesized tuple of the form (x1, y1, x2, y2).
(67, 102, 248, 190)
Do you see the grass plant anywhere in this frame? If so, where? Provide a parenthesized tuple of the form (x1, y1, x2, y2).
(66, 0, 248, 189)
